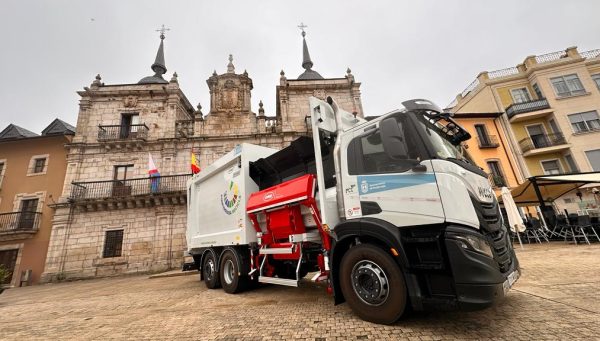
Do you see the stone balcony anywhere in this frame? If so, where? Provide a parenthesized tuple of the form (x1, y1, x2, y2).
(477, 135, 500, 149)
(69, 174, 190, 211)
(518, 132, 570, 157)
(97, 124, 149, 150)
(0, 211, 41, 242)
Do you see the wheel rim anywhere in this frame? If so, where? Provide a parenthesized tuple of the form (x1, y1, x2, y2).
(351, 260, 389, 306)
(204, 258, 215, 281)
(223, 259, 235, 285)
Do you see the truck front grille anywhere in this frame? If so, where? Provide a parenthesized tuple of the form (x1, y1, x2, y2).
(471, 197, 513, 273)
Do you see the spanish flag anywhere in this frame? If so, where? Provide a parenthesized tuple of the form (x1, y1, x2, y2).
(191, 152, 201, 174)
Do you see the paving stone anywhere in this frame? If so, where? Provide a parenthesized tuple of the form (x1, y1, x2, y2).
(1, 243, 600, 340)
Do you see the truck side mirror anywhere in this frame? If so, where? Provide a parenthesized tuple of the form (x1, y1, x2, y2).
(380, 117, 408, 160)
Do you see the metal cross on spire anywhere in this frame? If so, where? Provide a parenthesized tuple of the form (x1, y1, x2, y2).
(298, 22, 308, 37)
(156, 24, 170, 40)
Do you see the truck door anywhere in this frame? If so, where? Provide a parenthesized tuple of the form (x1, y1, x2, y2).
(341, 117, 445, 227)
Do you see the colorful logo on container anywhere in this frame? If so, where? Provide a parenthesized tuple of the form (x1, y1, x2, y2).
(221, 181, 241, 215)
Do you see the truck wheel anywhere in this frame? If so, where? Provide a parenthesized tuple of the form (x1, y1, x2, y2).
(220, 250, 248, 294)
(340, 244, 407, 325)
(202, 252, 221, 289)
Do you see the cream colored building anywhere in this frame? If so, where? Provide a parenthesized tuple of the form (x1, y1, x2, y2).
(449, 47, 600, 214)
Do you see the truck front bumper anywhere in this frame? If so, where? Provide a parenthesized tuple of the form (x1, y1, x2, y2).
(444, 233, 520, 311)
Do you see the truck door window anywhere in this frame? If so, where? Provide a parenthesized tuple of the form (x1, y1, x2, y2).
(348, 128, 416, 175)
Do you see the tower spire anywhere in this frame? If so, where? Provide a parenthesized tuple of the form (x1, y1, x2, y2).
(138, 25, 170, 84)
(297, 23, 323, 80)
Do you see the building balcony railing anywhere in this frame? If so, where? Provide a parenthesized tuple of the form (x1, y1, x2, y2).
(98, 124, 149, 142)
(518, 133, 567, 153)
(0, 211, 42, 234)
(506, 99, 551, 119)
(70, 174, 191, 201)
(476, 135, 500, 148)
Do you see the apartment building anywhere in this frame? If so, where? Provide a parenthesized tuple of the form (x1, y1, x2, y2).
(449, 46, 600, 213)
(451, 112, 521, 197)
(0, 119, 74, 286)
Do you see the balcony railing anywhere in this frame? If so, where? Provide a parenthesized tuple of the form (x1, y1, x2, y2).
(476, 135, 500, 148)
(70, 174, 191, 200)
(98, 124, 149, 142)
(506, 99, 551, 119)
(518, 133, 567, 153)
(0, 211, 42, 233)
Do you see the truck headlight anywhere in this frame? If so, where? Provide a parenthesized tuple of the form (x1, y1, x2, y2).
(456, 235, 494, 258)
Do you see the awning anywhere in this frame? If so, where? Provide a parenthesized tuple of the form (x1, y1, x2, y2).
(499, 172, 600, 206)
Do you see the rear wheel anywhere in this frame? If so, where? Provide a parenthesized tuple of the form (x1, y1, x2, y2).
(339, 244, 407, 325)
(220, 250, 249, 294)
(202, 251, 221, 289)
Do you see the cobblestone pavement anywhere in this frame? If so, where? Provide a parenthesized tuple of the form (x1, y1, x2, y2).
(1, 243, 600, 340)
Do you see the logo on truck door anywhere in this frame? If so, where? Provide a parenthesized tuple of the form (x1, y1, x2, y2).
(221, 181, 241, 215)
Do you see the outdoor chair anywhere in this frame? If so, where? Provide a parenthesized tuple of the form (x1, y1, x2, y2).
(577, 215, 600, 243)
(562, 214, 591, 245)
(523, 218, 547, 244)
(549, 214, 569, 239)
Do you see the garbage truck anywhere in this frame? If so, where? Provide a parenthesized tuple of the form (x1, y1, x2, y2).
(185, 96, 520, 324)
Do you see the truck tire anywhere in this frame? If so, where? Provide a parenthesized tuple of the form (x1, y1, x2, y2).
(339, 244, 407, 325)
(202, 251, 221, 289)
(220, 250, 249, 294)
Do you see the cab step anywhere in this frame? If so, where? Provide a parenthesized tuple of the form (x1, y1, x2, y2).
(259, 247, 294, 255)
(258, 276, 299, 287)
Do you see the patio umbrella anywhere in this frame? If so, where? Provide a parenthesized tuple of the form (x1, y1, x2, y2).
(501, 186, 525, 249)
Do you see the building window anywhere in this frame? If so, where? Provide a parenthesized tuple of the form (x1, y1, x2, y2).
(532, 83, 544, 99)
(548, 119, 561, 134)
(510, 88, 531, 104)
(112, 165, 134, 197)
(568, 111, 600, 133)
(550, 74, 585, 97)
(541, 160, 562, 175)
(33, 158, 46, 173)
(27, 154, 49, 176)
(592, 74, 600, 90)
(486, 161, 506, 187)
(564, 154, 579, 173)
(585, 149, 600, 171)
(103, 230, 124, 258)
(18, 199, 39, 230)
(526, 124, 548, 148)
(120, 113, 140, 138)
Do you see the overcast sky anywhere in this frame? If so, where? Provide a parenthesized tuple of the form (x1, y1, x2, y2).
(1, 0, 599, 134)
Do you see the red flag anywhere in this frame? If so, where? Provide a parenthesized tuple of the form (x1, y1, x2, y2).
(191, 152, 200, 174)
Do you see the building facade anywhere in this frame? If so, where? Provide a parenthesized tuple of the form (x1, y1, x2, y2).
(0, 120, 74, 286)
(449, 46, 600, 213)
(42, 29, 364, 281)
(451, 112, 521, 196)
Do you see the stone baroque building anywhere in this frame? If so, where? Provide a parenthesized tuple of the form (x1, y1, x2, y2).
(42, 29, 364, 281)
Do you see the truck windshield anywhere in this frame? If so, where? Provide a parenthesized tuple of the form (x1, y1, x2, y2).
(413, 113, 474, 164)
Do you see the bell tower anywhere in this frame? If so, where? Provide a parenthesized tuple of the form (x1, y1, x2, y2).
(206, 55, 253, 114)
